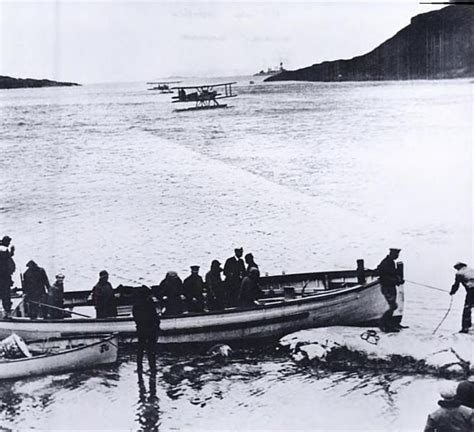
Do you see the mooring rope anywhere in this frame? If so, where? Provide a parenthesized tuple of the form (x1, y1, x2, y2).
(405, 279, 449, 294)
(405, 279, 455, 334)
(432, 295, 454, 335)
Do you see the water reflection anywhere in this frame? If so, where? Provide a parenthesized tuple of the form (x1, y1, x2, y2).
(136, 370, 161, 432)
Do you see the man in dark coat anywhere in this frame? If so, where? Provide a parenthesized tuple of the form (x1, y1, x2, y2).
(153, 271, 184, 315)
(182, 265, 205, 312)
(0, 236, 15, 318)
(23, 260, 50, 319)
(457, 376, 474, 409)
(91, 270, 117, 318)
(450, 262, 474, 333)
(376, 248, 404, 332)
(424, 385, 474, 432)
(223, 247, 246, 307)
(205, 260, 226, 310)
(238, 267, 262, 308)
(133, 286, 160, 373)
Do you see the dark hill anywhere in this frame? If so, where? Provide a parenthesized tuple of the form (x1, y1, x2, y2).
(0, 75, 80, 89)
(266, 5, 473, 82)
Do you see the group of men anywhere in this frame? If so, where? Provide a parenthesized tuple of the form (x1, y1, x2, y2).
(0, 236, 66, 319)
(376, 248, 474, 334)
(150, 247, 262, 316)
(424, 376, 474, 432)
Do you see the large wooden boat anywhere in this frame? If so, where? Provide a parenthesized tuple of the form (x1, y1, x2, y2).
(0, 334, 118, 379)
(0, 261, 404, 345)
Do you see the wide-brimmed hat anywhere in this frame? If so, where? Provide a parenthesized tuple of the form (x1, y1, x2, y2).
(389, 248, 401, 253)
(56, 273, 65, 280)
(454, 262, 467, 270)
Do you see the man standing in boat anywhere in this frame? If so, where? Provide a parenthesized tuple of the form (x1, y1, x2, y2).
(206, 260, 226, 310)
(182, 265, 205, 312)
(0, 236, 15, 318)
(91, 270, 117, 318)
(450, 262, 474, 333)
(23, 260, 50, 319)
(238, 267, 263, 307)
(224, 248, 246, 307)
(376, 248, 404, 332)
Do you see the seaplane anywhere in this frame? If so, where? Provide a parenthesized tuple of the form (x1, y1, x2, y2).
(171, 82, 237, 112)
(146, 81, 181, 93)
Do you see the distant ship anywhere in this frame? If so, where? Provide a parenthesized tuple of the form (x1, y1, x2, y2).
(254, 62, 286, 76)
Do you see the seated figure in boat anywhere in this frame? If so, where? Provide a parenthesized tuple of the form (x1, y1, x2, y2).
(153, 271, 184, 315)
(182, 265, 205, 312)
(23, 260, 51, 319)
(238, 267, 263, 308)
(47, 273, 65, 319)
(244, 253, 260, 277)
(205, 260, 226, 310)
(91, 270, 117, 319)
(178, 88, 186, 101)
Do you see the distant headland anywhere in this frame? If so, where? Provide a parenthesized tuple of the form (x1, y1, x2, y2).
(266, 5, 473, 82)
(0, 75, 80, 89)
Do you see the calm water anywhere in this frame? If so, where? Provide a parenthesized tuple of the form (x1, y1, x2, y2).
(0, 77, 472, 430)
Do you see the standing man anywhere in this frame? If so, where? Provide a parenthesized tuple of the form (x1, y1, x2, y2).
(376, 248, 404, 332)
(450, 262, 474, 334)
(133, 286, 160, 373)
(182, 265, 205, 312)
(223, 247, 246, 307)
(206, 260, 226, 310)
(91, 270, 117, 318)
(0, 236, 15, 318)
(23, 260, 50, 319)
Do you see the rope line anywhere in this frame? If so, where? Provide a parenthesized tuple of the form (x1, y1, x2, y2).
(432, 296, 454, 335)
(405, 279, 449, 294)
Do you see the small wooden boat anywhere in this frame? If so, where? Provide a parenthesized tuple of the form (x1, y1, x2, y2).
(0, 334, 118, 379)
(0, 260, 404, 345)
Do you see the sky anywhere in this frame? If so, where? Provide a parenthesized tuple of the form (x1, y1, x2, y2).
(0, 1, 444, 83)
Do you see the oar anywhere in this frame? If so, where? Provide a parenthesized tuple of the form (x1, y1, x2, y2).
(24, 299, 92, 318)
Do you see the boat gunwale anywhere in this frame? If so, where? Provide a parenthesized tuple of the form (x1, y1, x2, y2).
(3, 279, 383, 324)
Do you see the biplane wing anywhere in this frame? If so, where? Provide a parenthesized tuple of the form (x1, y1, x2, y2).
(171, 82, 237, 111)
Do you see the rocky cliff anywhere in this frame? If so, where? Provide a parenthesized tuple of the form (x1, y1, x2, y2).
(266, 6, 473, 82)
(0, 75, 80, 89)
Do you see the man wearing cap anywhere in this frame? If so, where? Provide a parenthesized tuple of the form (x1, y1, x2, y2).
(424, 384, 474, 432)
(183, 266, 205, 312)
(224, 248, 246, 307)
(48, 273, 65, 319)
(376, 248, 404, 332)
(0, 236, 15, 318)
(450, 262, 474, 333)
(91, 270, 117, 318)
(206, 260, 226, 310)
